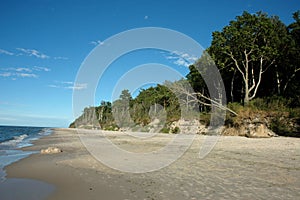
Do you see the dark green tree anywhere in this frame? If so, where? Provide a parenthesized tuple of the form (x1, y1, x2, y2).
(282, 11, 300, 104)
(209, 11, 288, 105)
(95, 101, 114, 129)
(112, 89, 134, 128)
(119, 89, 132, 102)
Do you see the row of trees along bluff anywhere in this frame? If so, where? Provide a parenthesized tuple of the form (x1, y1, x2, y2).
(70, 11, 300, 137)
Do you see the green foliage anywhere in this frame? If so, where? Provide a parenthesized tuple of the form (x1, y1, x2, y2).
(70, 10, 300, 137)
(261, 96, 300, 137)
(171, 126, 180, 134)
(270, 116, 298, 137)
(160, 127, 170, 134)
(199, 113, 211, 126)
(119, 89, 132, 102)
(226, 97, 300, 137)
(131, 84, 181, 125)
(186, 65, 206, 94)
(209, 11, 291, 105)
(249, 96, 290, 111)
(227, 102, 244, 113)
(113, 90, 134, 128)
(103, 124, 119, 131)
(96, 101, 115, 129)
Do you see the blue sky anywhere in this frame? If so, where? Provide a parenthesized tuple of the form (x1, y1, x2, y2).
(0, 0, 298, 127)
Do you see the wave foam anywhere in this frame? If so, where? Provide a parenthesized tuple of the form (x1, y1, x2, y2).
(0, 134, 28, 147)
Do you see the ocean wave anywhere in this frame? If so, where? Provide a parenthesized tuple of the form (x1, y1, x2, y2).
(0, 137, 14, 144)
(0, 126, 53, 181)
(0, 134, 28, 147)
(38, 128, 53, 136)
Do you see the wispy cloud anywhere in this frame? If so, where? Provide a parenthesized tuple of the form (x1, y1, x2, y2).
(165, 51, 198, 67)
(67, 83, 87, 90)
(0, 72, 12, 77)
(0, 66, 50, 80)
(48, 84, 59, 88)
(15, 67, 32, 72)
(16, 48, 50, 59)
(54, 56, 68, 60)
(0, 71, 38, 78)
(33, 66, 51, 72)
(61, 81, 74, 85)
(174, 58, 190, 67)
(48, 81, 87, 90)
(0, 48, 14, 56)
(1, 47, 68, 61)
(90, 40, 105, 46)
(17, 73, 38, 78)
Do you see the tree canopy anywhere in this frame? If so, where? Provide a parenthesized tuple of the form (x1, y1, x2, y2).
(208, 11, 291, 105)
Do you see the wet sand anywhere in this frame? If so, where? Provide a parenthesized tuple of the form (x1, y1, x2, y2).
(3, 128, 300, 199)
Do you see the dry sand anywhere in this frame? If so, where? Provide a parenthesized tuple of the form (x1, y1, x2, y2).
(3, 128, 300, 199)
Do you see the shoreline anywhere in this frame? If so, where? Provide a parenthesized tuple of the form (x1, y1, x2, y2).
(4, 128, 130, 200)
(2, 128, 300, 199)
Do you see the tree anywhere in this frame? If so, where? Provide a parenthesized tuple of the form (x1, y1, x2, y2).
(289, 11, 300, 44)
(119, 89, 132, 102)
(112, 89, 133, 128)
(283, 11, 300, 101)
(96, 101, 114, 128)
(209, 11, 288, 105)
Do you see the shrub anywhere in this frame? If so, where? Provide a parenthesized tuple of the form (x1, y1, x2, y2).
(199, 113, 211, 126)
(171, 126, 180, 134)
(226, 97, 300, 137)
(160, 127, 170, 134)
(103, 124, 119, 131)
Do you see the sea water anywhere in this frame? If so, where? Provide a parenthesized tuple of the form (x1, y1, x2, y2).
(0, 126, 52, 181)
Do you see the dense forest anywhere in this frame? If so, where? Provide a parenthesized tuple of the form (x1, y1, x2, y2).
(70, 11, 300, 137)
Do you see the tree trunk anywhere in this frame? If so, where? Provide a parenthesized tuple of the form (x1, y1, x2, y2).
(275, 65, 281, 95)
(230, 70, 236, 102)
(244, 59, 250, 106)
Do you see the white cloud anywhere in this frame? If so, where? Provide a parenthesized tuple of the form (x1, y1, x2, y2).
(166, 56, 179, 60)
(16, 48, 50, 59)
(61, 81, 74, 84)
(15, 67, 32, 72)
(17, 73, 38, 78)
(49, 81, 87, 90)
(174, 58, 190, 67)
(0, 66, 50, 79)
(2, 47, 67, 61)
(0, 71, 38, 78)
(0, 49, 14, 56)
(54, 56, 68, 60)
(90, 40, 105, 46)
(33, 66, 51, 72)
(48, 84, 59, 88)
(172, 51, 198, 63)
(1, 66, 50, 72)
(0, 72, 12, 77)
(165, 51, 198, 67)
(66, 83, 88, 90)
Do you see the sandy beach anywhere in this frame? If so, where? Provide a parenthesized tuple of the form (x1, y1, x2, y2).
(2, 128, 300, 199)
